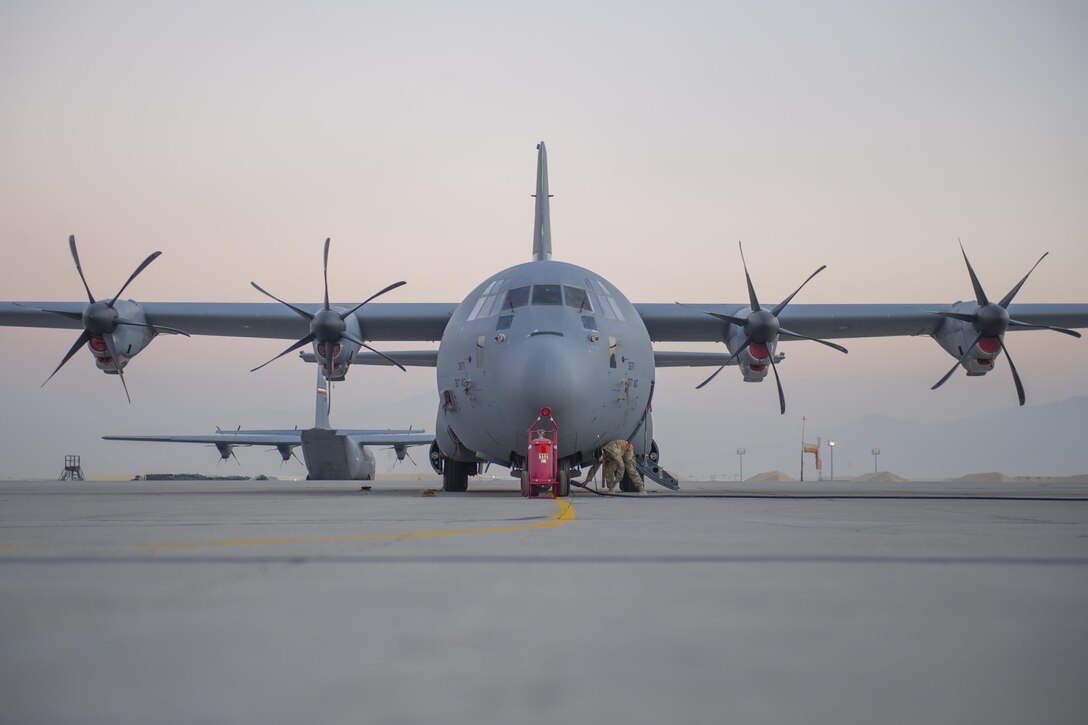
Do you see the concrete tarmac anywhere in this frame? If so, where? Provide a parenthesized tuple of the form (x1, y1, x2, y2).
(2, 478, 1087, 725)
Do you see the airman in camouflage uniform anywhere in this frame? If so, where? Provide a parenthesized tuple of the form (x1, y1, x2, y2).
(581, 439, 645, 494)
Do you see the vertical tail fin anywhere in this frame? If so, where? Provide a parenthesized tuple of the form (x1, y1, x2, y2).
(315, 365, 330, 429)
(532, 142, 552, 261)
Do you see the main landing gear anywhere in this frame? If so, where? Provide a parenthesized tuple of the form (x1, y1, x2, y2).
(442, 459, 473, 492)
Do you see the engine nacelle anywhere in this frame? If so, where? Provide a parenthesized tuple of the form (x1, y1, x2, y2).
(934, 302, 1002, 376)
(90, 300, 155, 375)
(724, 324, 776, 382)
(429, 440, 444, 474)
(312, 309, 363, 381)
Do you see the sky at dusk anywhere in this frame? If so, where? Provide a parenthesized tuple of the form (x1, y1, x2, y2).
(1, 0, 1085, 479)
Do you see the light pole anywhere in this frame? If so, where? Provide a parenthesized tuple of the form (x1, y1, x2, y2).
(871, 447, 881, 474)
(828, 440, 836, 481)
(737, 447, 746, 482)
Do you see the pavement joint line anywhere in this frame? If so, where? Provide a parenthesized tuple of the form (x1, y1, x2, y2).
(132, 498, 576, 550)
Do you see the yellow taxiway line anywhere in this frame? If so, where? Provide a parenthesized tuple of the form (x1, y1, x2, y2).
(137, 498, 576, 550)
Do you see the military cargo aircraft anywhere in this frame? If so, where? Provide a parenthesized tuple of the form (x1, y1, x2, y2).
(2, 142, 1086, 495)
(103, 366, 432, 481)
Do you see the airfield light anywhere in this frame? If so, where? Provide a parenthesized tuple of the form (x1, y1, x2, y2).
(871, 447, 881, 475)
(828, 440, 836, 481)
(737, 447, 746, 482)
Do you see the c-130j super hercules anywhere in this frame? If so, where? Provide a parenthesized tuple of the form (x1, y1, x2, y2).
(2, 143, 1086, 495)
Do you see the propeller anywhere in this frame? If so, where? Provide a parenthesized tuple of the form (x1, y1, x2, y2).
(28, 235, 189, 403)
(250, 238, 407, 376)
(389, 445, 417, 469)
(267, 447, 303, 466)
(679, 242, 847, 414)
(930, 240, 1081, 405)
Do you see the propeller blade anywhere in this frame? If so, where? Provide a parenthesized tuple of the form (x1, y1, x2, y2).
(108, 251, 162, 308)
(1007, 319, 1082, 338)
(102, 333, 131, 404)
(250, 333, 317, 372)
(738, 241, 760, 311)
(42, 329, 92, 387)
(778, 327, 849, 354)
(998, 253, 1048, 309)
(322, 237, 331, 310)
(958, 238, 989, 307)
(931, 311, 979, 324)
(768, 353, 786, 415)
(1000, 338, 1026, 406)
(673, 302, 748, 327)
(14, 304, 83, 322)
(702, 311, 750, 327)
(339, 280, 408, 321)
(69, 235, 95, 303)
(695, 337, 751, 389)
(115, 320, 191, 336)
(931, 332, 984, 390)
(695, 364, 726, 390)
(356, 339, 407, 372)
(250, 282, 315, 320)
(771, 265, 827, 317)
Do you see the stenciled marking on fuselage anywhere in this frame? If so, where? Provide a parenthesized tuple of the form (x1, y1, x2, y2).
(135, 498, 576, 550)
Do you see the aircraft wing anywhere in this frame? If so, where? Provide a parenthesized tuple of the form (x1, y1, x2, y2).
(7, 300, 1086, 344)
(301, 350, 439, 367)
(636, 303, 1088, 342)
(0, 302, 457, 341)
(103, 432, 301, 446)
(104, 430, 434, 449)
(339, 432, 434, 447)
(654, 351, 784, 367)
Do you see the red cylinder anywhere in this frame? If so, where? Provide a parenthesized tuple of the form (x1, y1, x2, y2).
(528, 433, 556, 484)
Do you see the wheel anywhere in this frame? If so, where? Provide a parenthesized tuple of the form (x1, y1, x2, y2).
(443, 459, 470, 492)
(556, 469, 570, 497)
(619, 471, 639, 493)
(520, 470, 531, 497)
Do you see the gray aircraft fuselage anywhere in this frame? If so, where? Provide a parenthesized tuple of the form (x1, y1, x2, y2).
(435, 259, 655, 471)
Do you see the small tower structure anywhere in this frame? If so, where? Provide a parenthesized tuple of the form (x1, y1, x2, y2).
(60, 455, 85, 481)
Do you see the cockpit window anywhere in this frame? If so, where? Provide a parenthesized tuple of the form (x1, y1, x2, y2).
(563, 285, 592, 312)
(531, 284, 563, 305)
(588, 279, 625, 321)
(503, 286, 530, 310)
(468, 279, 511, 320)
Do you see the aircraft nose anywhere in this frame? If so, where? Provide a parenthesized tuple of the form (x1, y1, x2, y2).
(494, 334, 593, 434)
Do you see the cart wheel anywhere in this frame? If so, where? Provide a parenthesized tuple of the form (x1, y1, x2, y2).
(557, 469, 570, 497)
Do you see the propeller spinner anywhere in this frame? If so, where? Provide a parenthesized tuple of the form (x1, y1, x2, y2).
(681, 242, 847, 414)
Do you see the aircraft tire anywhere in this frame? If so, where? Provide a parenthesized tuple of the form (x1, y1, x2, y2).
(520, 471, 531, 497)
(619, 472, 640, 493)
(443, 460, 470, 492)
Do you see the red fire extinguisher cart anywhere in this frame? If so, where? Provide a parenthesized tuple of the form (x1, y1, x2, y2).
(525, 407, 559, 498)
